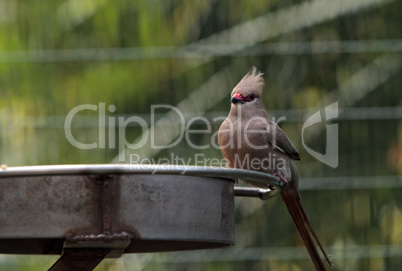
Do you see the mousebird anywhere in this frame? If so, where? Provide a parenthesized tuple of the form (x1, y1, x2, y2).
(218, 67, 333, 270)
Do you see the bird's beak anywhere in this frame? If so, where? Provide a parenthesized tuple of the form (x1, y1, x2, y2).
(231, 93, 244, 104)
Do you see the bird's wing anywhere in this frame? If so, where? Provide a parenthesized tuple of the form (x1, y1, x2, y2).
(266, 121, 301, 161)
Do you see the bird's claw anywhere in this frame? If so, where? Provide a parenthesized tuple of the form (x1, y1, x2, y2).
(273, 172, 289, 187)
(267, 184, 276, 190)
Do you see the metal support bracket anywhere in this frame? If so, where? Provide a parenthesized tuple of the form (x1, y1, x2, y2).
(234, 186, 279, 200)
(48, 232, 131, 270)
(64, 232, 131, 258)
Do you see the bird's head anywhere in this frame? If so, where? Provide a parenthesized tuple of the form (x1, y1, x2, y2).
(230, 67, 265, 109)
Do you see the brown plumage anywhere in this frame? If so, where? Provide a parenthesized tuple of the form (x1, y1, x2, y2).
(218, 67, 333, 270)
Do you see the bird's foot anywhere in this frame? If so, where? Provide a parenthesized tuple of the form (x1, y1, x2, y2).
(273, 172, 289, 187)
(267, 184, 276, 190)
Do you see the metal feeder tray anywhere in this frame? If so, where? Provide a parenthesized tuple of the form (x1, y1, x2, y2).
(0, 164, 282, 270)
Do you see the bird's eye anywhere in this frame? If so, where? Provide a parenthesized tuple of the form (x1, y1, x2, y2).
(247, 94, 255, 101)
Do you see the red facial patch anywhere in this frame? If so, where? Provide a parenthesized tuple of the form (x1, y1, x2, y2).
(232, 93, 256, 102)
(232, 93, 244, 101)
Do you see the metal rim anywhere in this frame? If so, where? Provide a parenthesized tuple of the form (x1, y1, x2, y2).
(0, 164, 279, 184)
(0, 164, 283, 199)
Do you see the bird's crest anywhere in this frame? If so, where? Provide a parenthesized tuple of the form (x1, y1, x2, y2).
(231, 67, 265, 97)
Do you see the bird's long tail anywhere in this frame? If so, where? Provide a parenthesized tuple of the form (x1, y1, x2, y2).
(280, 185, 333, 271)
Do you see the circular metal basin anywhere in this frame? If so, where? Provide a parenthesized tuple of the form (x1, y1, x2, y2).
(0, 164, 280, 255)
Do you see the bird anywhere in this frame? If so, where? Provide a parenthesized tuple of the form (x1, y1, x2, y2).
(218, 67, 333, 270)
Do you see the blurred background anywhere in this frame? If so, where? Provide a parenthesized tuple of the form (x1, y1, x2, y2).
(0, 0, 401, 270)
